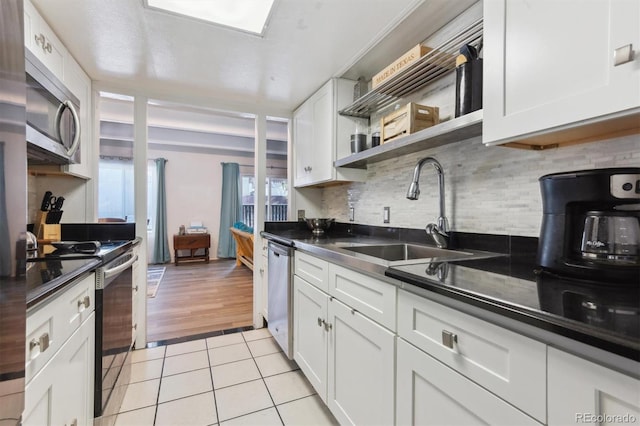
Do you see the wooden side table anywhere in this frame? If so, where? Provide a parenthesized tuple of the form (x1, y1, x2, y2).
(173, 234, 210, 265)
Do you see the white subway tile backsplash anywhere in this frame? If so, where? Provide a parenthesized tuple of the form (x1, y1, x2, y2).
(323, 135, 640, 237)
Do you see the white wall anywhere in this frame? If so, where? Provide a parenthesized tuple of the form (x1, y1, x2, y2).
(28, 174, 89, 225)
(147, 145, 287, 261)
(322, 134, 640, 237)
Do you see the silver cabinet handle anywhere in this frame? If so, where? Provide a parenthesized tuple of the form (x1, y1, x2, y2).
(324, 321, 332, 331)
(442, 330, 457, 349)
(133, 285, 139, 292)
(317, 317, 323, 327)
(34, 34, 52, 54)
(65, 418, 78, 426)
(614, 44, 633, 66)
(77, 295, 90, 310)
(30, 333, 50, 352)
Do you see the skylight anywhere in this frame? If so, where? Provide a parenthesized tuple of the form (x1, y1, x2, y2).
(144, 0, 275, 36)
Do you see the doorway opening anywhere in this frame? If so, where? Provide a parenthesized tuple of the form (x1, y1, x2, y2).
(97, 92, 289, 344)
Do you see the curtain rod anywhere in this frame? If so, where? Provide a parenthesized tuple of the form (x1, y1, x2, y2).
(238, 164, 286, 170)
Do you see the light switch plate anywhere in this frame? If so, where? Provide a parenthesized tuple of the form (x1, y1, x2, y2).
(383, 207, 390, 223)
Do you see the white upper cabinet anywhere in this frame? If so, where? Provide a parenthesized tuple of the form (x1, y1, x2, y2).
(23, 0, 66, 80)
(24, 0, 94, 180)
(483, 0, 640, 148)
(61, 57, 93, 179)
(293, 78, 366, 187)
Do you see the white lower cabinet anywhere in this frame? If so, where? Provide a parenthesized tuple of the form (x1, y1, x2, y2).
(328, 297, 395, 426)
(293, 272, 395, 425)
(23, 313, 95, 426)
(548, 347, 640, 425)
(293, 275, 328, 398)
(397, 289, 547, 423)
(293, 252, 639, 426)
(396, 338, 540, 426)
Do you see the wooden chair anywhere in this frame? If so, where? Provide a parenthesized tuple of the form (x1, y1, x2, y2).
(229, 227, 254, 271)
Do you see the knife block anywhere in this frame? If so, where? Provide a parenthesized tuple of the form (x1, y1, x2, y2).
(35, 211, 61, 241)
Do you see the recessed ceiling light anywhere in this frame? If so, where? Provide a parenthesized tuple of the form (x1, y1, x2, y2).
(144, 0, 275, 36)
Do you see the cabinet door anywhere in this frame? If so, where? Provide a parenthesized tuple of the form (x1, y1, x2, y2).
(57, 314, 95, 426)
(23, 0, 66, 79)
(483, 0, 640, 145)
(293, 276, 329, 401)
(308, 81, 334, 184)
(132, 247, 140, 342)
(62, 57, 93, 179)
(293, 101, 313, 187)
(548, 348, 640, 425)
(396, 338, 541, 426)
(24, 313, 95, 426)
(327, 298, 395, 426)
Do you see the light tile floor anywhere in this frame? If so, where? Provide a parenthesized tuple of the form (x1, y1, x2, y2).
(115, 328, 338, 426)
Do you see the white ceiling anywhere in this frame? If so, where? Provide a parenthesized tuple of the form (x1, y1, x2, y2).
(31, 0, 475, 114)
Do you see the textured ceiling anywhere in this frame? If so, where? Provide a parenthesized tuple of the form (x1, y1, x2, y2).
(32, 0, 440, 113)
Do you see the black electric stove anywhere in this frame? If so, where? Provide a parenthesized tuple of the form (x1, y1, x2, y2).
(26, 240, 135, 307)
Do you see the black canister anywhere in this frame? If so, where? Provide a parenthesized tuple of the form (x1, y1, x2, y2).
(455, 57, 483, 117)
(371, 132, 380, 147)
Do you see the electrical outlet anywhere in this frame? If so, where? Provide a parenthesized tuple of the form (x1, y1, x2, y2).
(349, 207, 355, 222)
(383, 207, 390, 223)
(297, 209, 305, 221)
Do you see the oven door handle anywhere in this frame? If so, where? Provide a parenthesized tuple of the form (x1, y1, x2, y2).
(104, 254, 138, 279)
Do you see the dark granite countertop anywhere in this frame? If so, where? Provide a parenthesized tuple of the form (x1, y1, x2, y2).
(26, 257, 101, 308)
(262, 222, 640, 371)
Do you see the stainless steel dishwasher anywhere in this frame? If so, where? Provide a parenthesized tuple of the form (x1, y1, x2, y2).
(267, 241, 294, 359)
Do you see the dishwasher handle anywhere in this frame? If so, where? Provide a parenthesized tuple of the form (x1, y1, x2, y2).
(268, 241, 293, 257)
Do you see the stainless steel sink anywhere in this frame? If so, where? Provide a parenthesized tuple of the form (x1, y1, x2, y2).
(340, 243, 474, 262)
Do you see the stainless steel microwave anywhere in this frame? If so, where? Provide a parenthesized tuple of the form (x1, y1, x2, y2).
(25, 50, 81, 164)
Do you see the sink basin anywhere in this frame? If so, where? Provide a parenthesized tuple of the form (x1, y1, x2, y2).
(341, 243, 474, 262)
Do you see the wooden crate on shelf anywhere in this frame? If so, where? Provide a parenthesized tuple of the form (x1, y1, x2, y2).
(381, 103, 440, 143)
(372, 44, 432, 89)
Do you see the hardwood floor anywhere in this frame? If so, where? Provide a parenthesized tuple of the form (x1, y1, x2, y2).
(146, 259, 254, 343)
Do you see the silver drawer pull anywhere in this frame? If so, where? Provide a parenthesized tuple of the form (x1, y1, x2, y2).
(317, 317, 323, 327)
(324, 321, 332, 331)
(133, 285, 139, 292)
(614, 44, 633, 66)
(442, 330, 458, 349)
(77, 295, 90, 310)
(30, 333, 50, 353)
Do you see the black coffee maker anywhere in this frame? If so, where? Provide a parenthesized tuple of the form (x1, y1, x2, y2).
(538, 167, 640, 284)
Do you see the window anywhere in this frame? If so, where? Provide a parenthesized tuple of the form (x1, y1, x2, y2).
(241, 175, 288, 227)
(98, 157, 134, 221)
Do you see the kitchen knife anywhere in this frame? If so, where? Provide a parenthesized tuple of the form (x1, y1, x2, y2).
(52, 196, 65, 211)
(40, 191, 53, 211)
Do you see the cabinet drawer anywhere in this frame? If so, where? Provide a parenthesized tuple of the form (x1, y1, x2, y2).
(397, 338, 541, 426)
(295, 251, 329, 292)
(328, 263, 396, 331)
(26, 272, 95, 383)
(397, 289, 546, 422)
